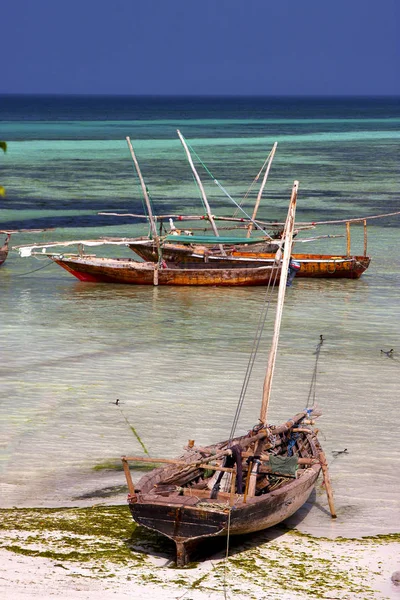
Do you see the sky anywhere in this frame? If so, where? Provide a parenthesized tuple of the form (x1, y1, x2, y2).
(2, 0, 399, 96)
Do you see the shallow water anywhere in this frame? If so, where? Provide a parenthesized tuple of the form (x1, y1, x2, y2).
(1, 96, 399, 538)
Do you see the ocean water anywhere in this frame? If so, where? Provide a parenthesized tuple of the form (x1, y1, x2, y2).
(0, 96, 399, 539)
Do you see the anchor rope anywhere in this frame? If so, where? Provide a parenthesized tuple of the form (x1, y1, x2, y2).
(229, 263, 280, 441)
(223, 507, 232, 599)
(14, 259, 55, 276)
(306, 335, 324, 408)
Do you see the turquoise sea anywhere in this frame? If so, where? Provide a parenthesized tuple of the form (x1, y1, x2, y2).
(0, 96, 399, 539)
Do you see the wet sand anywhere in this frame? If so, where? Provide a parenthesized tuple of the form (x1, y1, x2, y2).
(1, 505, 399, 600)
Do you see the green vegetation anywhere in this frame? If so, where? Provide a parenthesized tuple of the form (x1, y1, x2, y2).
(0, 506, 396, 599)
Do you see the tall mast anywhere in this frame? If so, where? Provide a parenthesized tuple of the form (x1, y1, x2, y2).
(246, 142, 278, 238)
(177, 130, 226, 256)
(126, 137, 159, 244)
(259, 181, 298, 424)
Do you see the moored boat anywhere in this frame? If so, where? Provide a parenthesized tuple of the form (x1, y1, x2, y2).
(47, 254, 282, 286)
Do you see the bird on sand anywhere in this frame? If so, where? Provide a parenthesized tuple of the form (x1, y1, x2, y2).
(380, 349, 394, 357)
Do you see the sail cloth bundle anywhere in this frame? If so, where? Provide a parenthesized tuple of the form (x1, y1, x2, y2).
(269, 454, 299, 478)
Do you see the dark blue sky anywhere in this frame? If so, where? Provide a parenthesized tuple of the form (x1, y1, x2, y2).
(2, 0, 399, 95)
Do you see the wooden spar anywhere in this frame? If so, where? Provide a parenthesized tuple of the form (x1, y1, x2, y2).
(122, 458, 136, 496)
(177, 129, 226, 256)
(246, 142, 278, 238)
(363, 219, 367, 256)
(259, 181, 298, 425)
(126, 137, 160, 246)
(97, 209, 400, 227)
(318, 451, 337, 518)
(346, 221, 351, 256)
(97, 212, 312, 230)
(122, 455, 236, 474)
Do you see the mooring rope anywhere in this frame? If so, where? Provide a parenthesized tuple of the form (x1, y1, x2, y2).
(14, 259, 55, 276)
(223, 508, 232, 599)
(229, 263, 280, 441)
(306, 334, 324, 408)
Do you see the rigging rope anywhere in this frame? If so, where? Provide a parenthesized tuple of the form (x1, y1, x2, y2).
(306, 335, 324, 408)
(232, 147, 275, 218)
(223, 508, 232, 600)
(183, 137, 271, 238)
(229, 263, 280, 441)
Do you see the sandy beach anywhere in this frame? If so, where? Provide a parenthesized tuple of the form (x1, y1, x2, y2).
(1, 505, 399, 600)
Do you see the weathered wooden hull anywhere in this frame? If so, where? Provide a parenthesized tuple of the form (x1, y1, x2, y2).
(130, 243, 370, 279)
(51, 255, 281, 286)
(231, 252, 371, 279)
(129, 465, 319, 538)
(128, 240, 279, 263)
(0, 234, 11, 267)
(127, 414, 322, 565)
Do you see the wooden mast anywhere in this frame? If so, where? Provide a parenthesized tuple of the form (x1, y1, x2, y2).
(126, 137, 160, 245)
(259, 181, 298, 425)
(177, 130, 226, 256)
(246, 142, 278, 238)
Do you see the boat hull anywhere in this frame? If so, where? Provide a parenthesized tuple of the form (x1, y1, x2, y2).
(129, 243, 370, 279)
(51, 256, 281, 286)
(129, 465, 319, 540)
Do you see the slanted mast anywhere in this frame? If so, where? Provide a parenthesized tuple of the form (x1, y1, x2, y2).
(259, 181, 298, 424)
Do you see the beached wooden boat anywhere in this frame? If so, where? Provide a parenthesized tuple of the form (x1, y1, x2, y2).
(0, 233, 11, 266)
(46, 254, 281, 286)
(121, 182, 336, 565)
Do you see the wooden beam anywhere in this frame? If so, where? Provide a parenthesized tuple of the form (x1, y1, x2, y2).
(318, 451, 337, 518)
(363, 219, 367, 256)
(259, 181, 298, 424)
(247, 142, 277, 238)
(346, 221, 351, 256)
(121, 458, 136, 496)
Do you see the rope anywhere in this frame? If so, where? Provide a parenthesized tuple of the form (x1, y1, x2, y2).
(15, 259, 55, 276)
(306, 335, 324, 408)
(223, 508, 232, 600)
(229, 263, 280, 440)
(183, 137, 271, 238)
(232, 147, 275, 217)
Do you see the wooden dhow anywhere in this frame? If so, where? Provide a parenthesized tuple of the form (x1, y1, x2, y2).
(43, 254, 282, 287)
(121, 181, 336, 566)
